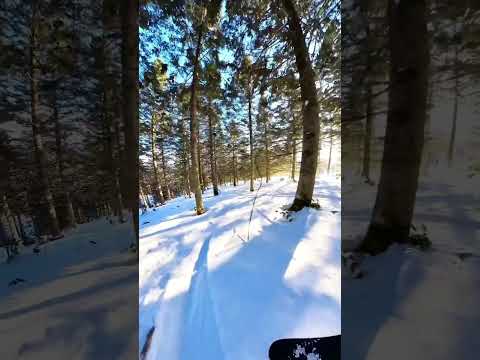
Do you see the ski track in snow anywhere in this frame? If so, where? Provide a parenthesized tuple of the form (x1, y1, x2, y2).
(139, 175, 341, 360)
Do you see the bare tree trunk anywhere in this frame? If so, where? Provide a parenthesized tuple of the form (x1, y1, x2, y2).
(248, 92, 254, 192)
(121, 0, 139, 242)
(189, 27, 205, 215)
(160, 137, 170, 200)
(208, 106, 219, 196)
(53, 82, 76, 228)
(30, 4, 61, 238)
(327, 121, 333, 173)
(290, 107, 297, 181)
(264, 118, 270, 183)
(150, 115, 165, 204)
(232, 146, 237, 187)
(447, 39, 459, 168)
(361, 0, 429, 255)
(361, 82, 373, 181)
(282, 0, 320, 211)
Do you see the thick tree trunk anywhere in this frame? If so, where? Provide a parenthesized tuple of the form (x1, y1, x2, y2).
(361, 0, 429, 255)
(248, 93, 254, 192)
(282, 0, 320, 211)
(30, 5, 61, 238)
(189, 27, 205, 215)
(121, 0, 139, 241)
(208, 106, 219, 196)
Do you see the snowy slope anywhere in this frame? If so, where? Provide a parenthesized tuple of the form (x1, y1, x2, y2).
(139, 175, 341, 360)
(0, 218, 138, 360)
(342, 168, 480, 360)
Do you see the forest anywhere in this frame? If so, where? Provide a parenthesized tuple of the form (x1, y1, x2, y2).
(0, 1, 139, 358)
(0, 0, 138, 255)
(342, 1, 480, 359)
(138, 0, 340, 212)
(138, 1, 341, 359)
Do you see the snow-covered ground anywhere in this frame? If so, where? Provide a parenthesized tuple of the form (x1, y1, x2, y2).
(139, 175, 341, 360)
(0, 218, 137, 360)
(342, 167, 480, 360)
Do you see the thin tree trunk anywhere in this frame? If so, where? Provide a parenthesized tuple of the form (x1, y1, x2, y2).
(30, 4, 61, 238)
(361, 82, 373, 181)
(447, 40, 459, 168)
(264, 116, 270, 183)
(208, 105, 219, 196)
(291, 107, 297, 181)
(160, 137, 170, 200)
(248, 92, 254, 192)
(189, 26, 205, 215)
(361, 0, 429, 254)
(327, 121, 333, 173)
(232, 146, 237, 187)
(198, 139, 206, 193)
(282, 0, 320, 211)
(150, 115, 165, 204)
(53, 82, 76, 228)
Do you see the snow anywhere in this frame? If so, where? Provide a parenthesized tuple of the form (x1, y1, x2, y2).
(342, 168, 480, 360)
(0, 218, 137, 360)
(139, 175, 341, 360)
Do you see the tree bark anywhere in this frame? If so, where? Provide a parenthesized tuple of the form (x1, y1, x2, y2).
(189, 26, 205, 215)
(30, 3, 61, 237)
(53, 82, 76, 228)
(361, 82, 373, 181)
(150, 115, 165, 204)
(160, 136, 170, 200)
(361, 0, 429, 255)
(327, 121, 333, 173)
(248, 91, 255, 192)
(447, 38, 459, 168)
(282, 0, 320, 211)
(121, 0, 139, 242)
(208, 105, 219, 196)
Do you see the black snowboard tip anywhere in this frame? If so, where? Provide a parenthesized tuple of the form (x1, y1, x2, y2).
(269, 335, 340, 360)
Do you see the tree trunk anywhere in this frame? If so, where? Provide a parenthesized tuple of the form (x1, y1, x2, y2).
(263, 115, 270, 183)
(248, 92, 254, 192)
(282, 0, 320, 211)
(198, 139, 206, 193)
(150, 115, 165, 204)
(327, 121, 333, 173)
(291, 107, 297, 181)
(361, 82, 373, 181)
(189, 26, 205, 215)
(30, 4, 61, 237)
(232, 146, 237, 187)
(53, 82, 76, 228)
(360, 0, 429, 255)
(208, 106, 219, 196)
(121, 0, 139, 242)
(447, 39, 459, 168)
(160, 137, 170, 200)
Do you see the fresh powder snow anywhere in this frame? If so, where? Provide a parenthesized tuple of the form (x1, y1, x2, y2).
(139, 175, 341, 360)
